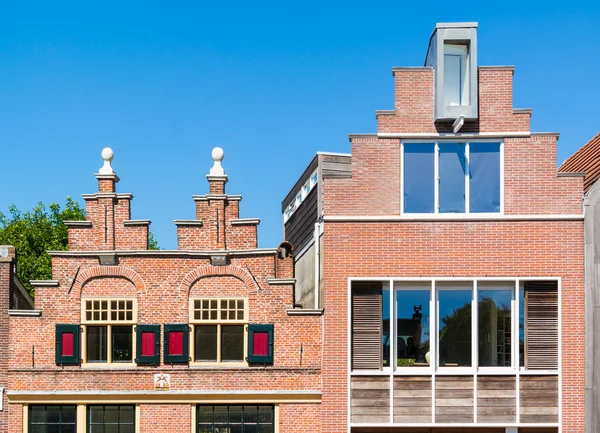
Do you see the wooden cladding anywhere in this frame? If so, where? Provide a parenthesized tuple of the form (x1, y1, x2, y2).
(393, 376, 432, 423)
(351, 282, 382, 370)
(520, 375, 559, 424)
(350, 376, 390, 424)
(524, 281, 558, 370)
(435, 376, 474, 423)
(477, 376, 516, 423)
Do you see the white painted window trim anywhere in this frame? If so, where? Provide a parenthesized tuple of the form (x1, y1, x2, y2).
(400, 139, 504, 216)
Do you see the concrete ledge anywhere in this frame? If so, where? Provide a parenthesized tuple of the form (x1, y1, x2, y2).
(530, 132, 560, 138)
(267, 278, 296, 285)
(9, 310, 41, 317)
(230, 218, 260, 226)
(375, 110, 395, 116)
(513, 108, 532, 115)
(49, 249, 279, 258)
(63, 221, 92, 227)
(82, 193, 133, 200)
(557, 172, 586, 177)
(193, 195, 242, 202)
(286, 309, 324, 316)
(123, 220, 151, 226)
(30, 280, 60, 287)
(479, 65, 515, 71)
(173, 220, 204, 227)
(391, 66, 433, 75)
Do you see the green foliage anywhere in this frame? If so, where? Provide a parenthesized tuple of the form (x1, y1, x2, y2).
(0, 197, 85, 296)
(148, 230, 159, 250)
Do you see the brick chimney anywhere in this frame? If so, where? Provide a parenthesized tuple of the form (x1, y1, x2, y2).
(176, 147, 260, 251)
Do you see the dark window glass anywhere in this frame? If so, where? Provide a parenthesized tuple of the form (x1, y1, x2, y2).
(395, 288, 431, 367)
(382, 288, 390, 367)
(403, 144, 435, 213)
(87, 326, 107, 362)
(469, 143, 500, 212)
(29, 405, 77, 433)
(195, 325, 218, 361)
(478, 286, 512, 367)
(439, 143, 466, 213)
(112, 326, 132, 362)
(196, 406, 274, 433)
(438, 288, 472, 367)
(87, 405, 135, 433)
(221, 326, 244, 362)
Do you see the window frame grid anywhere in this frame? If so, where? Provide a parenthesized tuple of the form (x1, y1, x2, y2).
(195, 404, 275, 433)
(29, 404, 77, 433)
(80, 298, 137, 366)
(86, 404, 136, 433)
(400, 139, 504, 217)
(189, 298, 249, 366)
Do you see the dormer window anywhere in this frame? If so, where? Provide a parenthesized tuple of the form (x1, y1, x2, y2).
(444, 43, 469, 107)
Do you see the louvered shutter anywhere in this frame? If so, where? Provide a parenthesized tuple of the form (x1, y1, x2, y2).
(524, 281, 558, 370)
(351, 282, 382, 370)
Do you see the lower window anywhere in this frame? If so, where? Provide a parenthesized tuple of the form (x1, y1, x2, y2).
(87, 405, 135, 433)
(29, 405, 76, 433)
(196, 405, 274, 433)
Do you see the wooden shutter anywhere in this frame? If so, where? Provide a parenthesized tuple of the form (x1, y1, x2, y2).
(524, 281, 558, 370)
(247, 324, 274, 364)
(163, 324, 189, 364)
(351, 282, 382, 370)
(55, 324, 80, 366)
(135, 324, 160, 365)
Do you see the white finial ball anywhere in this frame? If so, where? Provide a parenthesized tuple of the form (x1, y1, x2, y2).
(101, 147, 114, 162)
(212, 147, 224, 162)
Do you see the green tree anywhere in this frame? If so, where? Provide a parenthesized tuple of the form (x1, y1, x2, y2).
(0, 197, 85, 296)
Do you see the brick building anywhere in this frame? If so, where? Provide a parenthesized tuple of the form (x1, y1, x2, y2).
(7, 147, 322, 432)
(283, 22, 585, 433)
(559, 132, 600, 433)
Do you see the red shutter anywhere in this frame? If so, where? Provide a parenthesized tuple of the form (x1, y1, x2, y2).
(62, 332, 74, 357)
(252, 331, 269, 356)
(141, 331, 156, 356)
(168, 331, 184, 356)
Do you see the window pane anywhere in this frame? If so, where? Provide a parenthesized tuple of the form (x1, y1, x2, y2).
(104, 406, 119, 423)
(438, 287, 472, 367)
(444, 44, 468, 106)
(61, 406, 77, 424)
(403, 144, 435, 213)
(396, 288, 430, 367)
(195, 325, 218, 361)
(87, 326, 108, 362)
(46, 406, 61, 424)
(197, 406, 213, 423)
(382, 288, 390, 367)
(119, 406, 134, 424)
(112, 326, 132, 362)
(89, 406, 104, 424)
(229, 405, 243, 423)
(30, 405, 46, 423)
(469, 143, 500, 213)
(439, 143, 466, 213)
(478, 287, 512, 367)
(519, 288, 525, 367)
(214, 406, 227, 423)
(221, 326, 244, 361)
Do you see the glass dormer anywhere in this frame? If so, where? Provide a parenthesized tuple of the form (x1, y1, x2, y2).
(425, 23, 478, 121)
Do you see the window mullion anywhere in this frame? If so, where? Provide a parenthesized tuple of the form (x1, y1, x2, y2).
(434, 143, 440, 213)
(389, 279, 395, 372)
(465, 142, 470, 213)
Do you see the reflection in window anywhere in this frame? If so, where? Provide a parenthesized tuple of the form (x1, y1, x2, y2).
(403, 144, 435, 213)
(444, 44, 469, 106)
(382, 288, 391, 367)
(396, 290, 430, 367)
(478, 288, 512, 367)
(469, 143, 501, 213)
(439, 143, 466, 213)
(439, 289, 472, 367)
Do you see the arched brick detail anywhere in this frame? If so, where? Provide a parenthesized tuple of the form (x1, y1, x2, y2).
(73, 265, 146, 295)
(179, 265, 258, 294)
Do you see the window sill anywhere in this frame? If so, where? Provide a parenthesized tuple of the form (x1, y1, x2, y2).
(81, 363, 137, 370)
(189, 362, 248, 368)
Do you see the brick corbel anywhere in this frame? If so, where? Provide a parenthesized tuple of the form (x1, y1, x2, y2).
(179, 264, 259, 295)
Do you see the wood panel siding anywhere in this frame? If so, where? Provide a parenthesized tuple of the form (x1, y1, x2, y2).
(524, 281, 559, 370)
(284, 186, 318, 252)
(520, 375, 559, 424)
(350, 376, 390, 424)
(351, 282, 383, 370)
(320, 154, 352, 179)
(435, 376, 474, 423)
(281, 155, 318, 211)
(477, 375, 516, 423)
(393, 376, 432, 423)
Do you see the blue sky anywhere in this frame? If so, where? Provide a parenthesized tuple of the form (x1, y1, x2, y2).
(1, 1, 598, 250)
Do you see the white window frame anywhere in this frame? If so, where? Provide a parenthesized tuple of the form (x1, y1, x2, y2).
(189, 297, 249, 367)
(400, 140, 504, 217)
(80, 298, 137, 367)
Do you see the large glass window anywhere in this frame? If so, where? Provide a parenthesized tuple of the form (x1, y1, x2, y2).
(190, 298, 247, 364)
(478, 283, 513, 367)
(87, 405, 134, 433)
(29, 405, 76, 433)
(402, 142, 501, 215)
(395, 285, 430, 367)
(438, 285, 472, 367)
(196, 405, 274, 433)
(444, 43, 469, 106)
